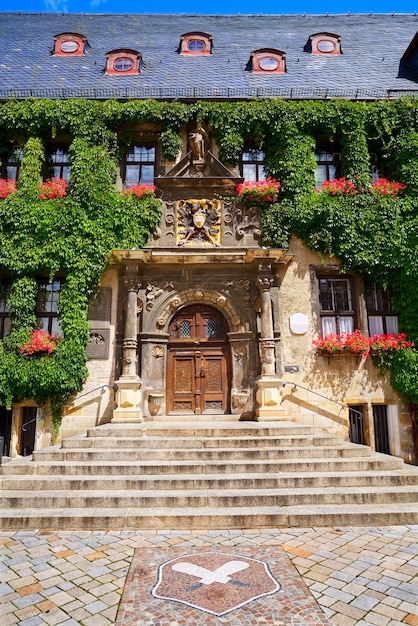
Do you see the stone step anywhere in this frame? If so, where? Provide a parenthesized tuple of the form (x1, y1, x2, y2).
(2, 485, 418, 509)
(2, 420, 418, 530)
(60, 434, 343, 450)
(1, 503, 418, 531)
(32, 444, 372, 463)
(2, 469, 418, 491)
(85, 421, 323, 439)
(0, 455, 404, 476)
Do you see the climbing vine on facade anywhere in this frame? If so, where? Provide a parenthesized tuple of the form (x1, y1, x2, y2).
(0, 97, 417, 422)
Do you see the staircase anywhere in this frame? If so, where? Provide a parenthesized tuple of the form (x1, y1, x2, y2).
(1, 420, 418, 530)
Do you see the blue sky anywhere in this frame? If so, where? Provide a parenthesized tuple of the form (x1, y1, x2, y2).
(0, 0, 417, 14)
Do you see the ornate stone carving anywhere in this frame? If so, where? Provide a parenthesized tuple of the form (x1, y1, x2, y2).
(148, 392, 164, 416)
(260, 339, 276, 376)
(124, 278, 141, 292)
(232, 389, 250, 411)
(235, 206, 262, 240)
(123, 338, 138, 350)
(224, 279, 251, 310)
(156, 316, 167, 329)
(231, 316, 241, 330)
(88, 332, 105, 345)
(169, 296, 182, 310)
(233, 343, 247, 361)
(216, 295, 226, 307)
(145, 281, 174, 310)
(86, 330, 110, 360)
(256, 274, 274, 292)
(177, 199, 221, 247)
(151, 345, 164, 358)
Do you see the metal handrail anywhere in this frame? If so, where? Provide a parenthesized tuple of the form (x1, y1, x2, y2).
(22, 384, 117, 431)
(71, 384, 117, 402)
(282, 380, 363, 418)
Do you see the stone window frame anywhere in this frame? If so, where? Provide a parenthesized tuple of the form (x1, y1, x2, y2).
(1, 145, 24, 182)
(123, 143, 157, 189)
(53, 33, 87, 56)
(365, 281, 399, 336)
(179, 32, 212, 56)
(45, 145, 71, 182)
(240, 147, 266, 182)
(0, 281, 11, 340)
(105, 49, 141, 75)
(314, 144, 341, 187)
(36, 278, 64, 336)
(250, 49, 286, 74)
(317, 274, 356, 336)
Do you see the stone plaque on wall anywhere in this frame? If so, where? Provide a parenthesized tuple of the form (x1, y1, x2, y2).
(86, 329, 110, 360)
(87, 288, 112, 322)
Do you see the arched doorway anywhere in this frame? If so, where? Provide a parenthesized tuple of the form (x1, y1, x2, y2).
(167, 304, 231, 414)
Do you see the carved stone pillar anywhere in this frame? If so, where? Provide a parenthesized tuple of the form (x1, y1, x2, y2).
(112, 279, 143, 423)
(255, 263, 285, 421)
(228, 331, 256, 417)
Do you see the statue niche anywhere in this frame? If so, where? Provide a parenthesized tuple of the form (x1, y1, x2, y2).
(188, 126, 208, 176)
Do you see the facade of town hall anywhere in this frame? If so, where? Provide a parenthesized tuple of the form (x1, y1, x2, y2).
(1, 12, 418, 464)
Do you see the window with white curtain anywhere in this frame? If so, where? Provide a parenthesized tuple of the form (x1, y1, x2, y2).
(366, 282, 398, 335)
(318, 277, 355, 335)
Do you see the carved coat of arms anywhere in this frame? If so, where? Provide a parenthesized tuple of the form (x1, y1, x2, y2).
(152, 551, 281, 616)
(177, 199, 221, 247)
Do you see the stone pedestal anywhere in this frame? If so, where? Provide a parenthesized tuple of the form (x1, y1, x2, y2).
(255, 377, 286, 421)
(112, 378, 143, 423)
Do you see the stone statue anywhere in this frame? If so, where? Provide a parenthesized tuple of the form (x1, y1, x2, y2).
(188, 127, 208, 163)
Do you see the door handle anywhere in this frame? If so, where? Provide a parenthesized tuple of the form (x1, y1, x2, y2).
(199, 368, 206, 378)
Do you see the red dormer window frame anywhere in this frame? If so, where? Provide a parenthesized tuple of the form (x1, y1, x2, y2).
(310, 33, 341, 55)
(54, 33, 86, 56)
(105, 49, 141, 75)
(180, 32, 212, 55)
(250, 49, 286, 74)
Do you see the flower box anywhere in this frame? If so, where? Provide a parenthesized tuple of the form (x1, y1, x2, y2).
(236, 177, 280, 202)
(124, 183, 156, 199)
(39, 178, 69, 200)
(20, 329, 62, 357)
(0, 179, 17, 199)
(314, 331, 414, 359)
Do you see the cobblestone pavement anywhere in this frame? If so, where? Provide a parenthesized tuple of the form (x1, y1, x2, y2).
(0, 526, 417, 625)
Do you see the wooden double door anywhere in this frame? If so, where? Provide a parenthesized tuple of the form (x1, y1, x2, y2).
(167, 305, 230, 414)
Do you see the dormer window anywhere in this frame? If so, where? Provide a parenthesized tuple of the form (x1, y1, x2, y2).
(250, 49, 285, 74)
(105, 50, 141, 75)
(180, 32, 212, 55)
(399, 31, 418, 82)
(54, 33, 86, 56)
(308, 33, 341, 55)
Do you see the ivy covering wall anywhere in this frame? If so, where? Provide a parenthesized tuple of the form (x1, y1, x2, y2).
(0, 97, 417, 427)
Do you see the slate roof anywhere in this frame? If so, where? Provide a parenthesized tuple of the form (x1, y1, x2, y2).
(0, 12, 417, 100)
